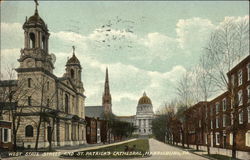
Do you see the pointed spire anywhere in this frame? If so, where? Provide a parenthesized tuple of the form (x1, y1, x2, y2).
(143, 91, 146, 96)
(105, 67, 109, 82)
(34, 0, 39, 15)
(104, 67, 110, 95)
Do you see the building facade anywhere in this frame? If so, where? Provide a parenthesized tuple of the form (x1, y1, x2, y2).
(135, 92, 154, 135)
(180, 55, 250, 152)
(0, 6, 86, 149)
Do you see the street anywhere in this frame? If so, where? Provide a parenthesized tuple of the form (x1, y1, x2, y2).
(2, 138, 208, 160)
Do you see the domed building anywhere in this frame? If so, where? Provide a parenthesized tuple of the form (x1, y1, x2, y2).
(135, 92, 154, 135)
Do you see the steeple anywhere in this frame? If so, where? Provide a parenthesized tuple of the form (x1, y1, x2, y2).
(104, 67, 110, 95)
(103, 67, 112, 114)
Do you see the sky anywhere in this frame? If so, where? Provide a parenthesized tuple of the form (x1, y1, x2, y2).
(1, 1, 249, 116)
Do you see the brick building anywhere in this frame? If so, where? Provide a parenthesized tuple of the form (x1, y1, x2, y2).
(181, 55, 250, 152)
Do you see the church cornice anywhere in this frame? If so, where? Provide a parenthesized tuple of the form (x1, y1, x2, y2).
(16, 67, 57, 79)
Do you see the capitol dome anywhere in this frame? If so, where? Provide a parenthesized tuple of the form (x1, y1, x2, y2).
(138, 92, 152, 105)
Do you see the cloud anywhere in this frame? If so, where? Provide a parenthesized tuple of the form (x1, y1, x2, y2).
(0, 48, 20, 80)
(176, 17, 215, 50)
(1, 22, 23, 49)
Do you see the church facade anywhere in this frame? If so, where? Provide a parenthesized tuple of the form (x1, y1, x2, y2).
(0, 6, 86, 149)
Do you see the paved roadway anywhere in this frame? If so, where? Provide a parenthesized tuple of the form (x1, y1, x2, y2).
(2, 138, 208, 160)
(140, 138, 208, 160)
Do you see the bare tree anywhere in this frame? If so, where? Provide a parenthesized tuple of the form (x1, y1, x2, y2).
(194, 56, 214, 154)
(203, 17, 249, 158)
(30, 74, 57, 151)
(0, 65, 32, 151)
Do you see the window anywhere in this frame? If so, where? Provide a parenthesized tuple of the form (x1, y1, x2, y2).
(222, 98, 227, 111)
(70, 69, 75, 79)
(247, 86, 250, 103)
(248, 63, 250, 81)
(238, 70, 242, 86)
(248, 106, 250, 123)
(29, 32, 35, 48)
(65, 94, 69, 113)
(205, 106, 208, 118)
(1, 128, 11, 143)
(216, 102, 220, 114)
(42, 36, 46, 50)
(28, 96, 32, 106)
(211, 120, 213, 129)
(25, 125, 33, 137)
(216, 117, 219, 128)
(28, 78, 32, 88)
(238, 90, 243, 106)
(223, 115, 226, 127)
(47, 99, 50, 107)
(231, 113, 234, 125)
(210, 106, 213, 116)
(199, 120, 201, 128)
(246, 130, 250, 147)
(231, 74, 235, 86)
(230, 133, 233, 145)
(215, 132, 220, 145)
(47, 81, 50, 90)
(239, 110, 243, 124)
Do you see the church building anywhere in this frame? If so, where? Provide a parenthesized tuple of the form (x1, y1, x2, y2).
(0, 5, 86, 149)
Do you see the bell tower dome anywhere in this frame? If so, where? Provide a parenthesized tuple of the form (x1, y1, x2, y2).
(64, 46, 84, 93)
(17, 4, 54, 73)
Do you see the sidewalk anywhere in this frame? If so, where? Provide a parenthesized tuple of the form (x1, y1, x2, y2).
(57, 138, 137, 154)
(176, 143, 249, 160)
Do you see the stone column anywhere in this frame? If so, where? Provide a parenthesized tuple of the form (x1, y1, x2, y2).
(25, 31, 28, 48)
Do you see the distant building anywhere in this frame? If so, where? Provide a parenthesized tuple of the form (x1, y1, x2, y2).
(135, 92, 154, 135)
(103, 68, 112, 114)
(85, 68, 112, 144)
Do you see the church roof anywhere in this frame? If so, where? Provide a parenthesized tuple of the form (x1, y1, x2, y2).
(27, 10, 46, 26)
(23, 8, 47, 31)
(67, 54, 80, 65)
(85, 106, 105, 120)
(138, 92, 152, 105)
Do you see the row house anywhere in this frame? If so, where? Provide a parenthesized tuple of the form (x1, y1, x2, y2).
(182, 55, 250, 152)
(183, 102, 207, 147)
(85, 106, 108, 144)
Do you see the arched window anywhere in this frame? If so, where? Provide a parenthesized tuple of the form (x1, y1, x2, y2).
(28, 96, 32, 106)
(29, 33, 35, 48)
(42, 36, 46, 50)
(78, 70, 81, 80)
(65, 94, 69, 113)
(47, 81, 49, 90)
(25, 125, 33, 137)
(28, 78, 32, 88)
(70, 69, 75, 79)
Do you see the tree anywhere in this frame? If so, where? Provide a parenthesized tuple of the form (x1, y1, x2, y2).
(31, 74, 57, 151)
(152, 103, 175, 143)
(193, 57, 214, 154)
(0, 65, 32, 151)
(203, 17, 249, 158)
